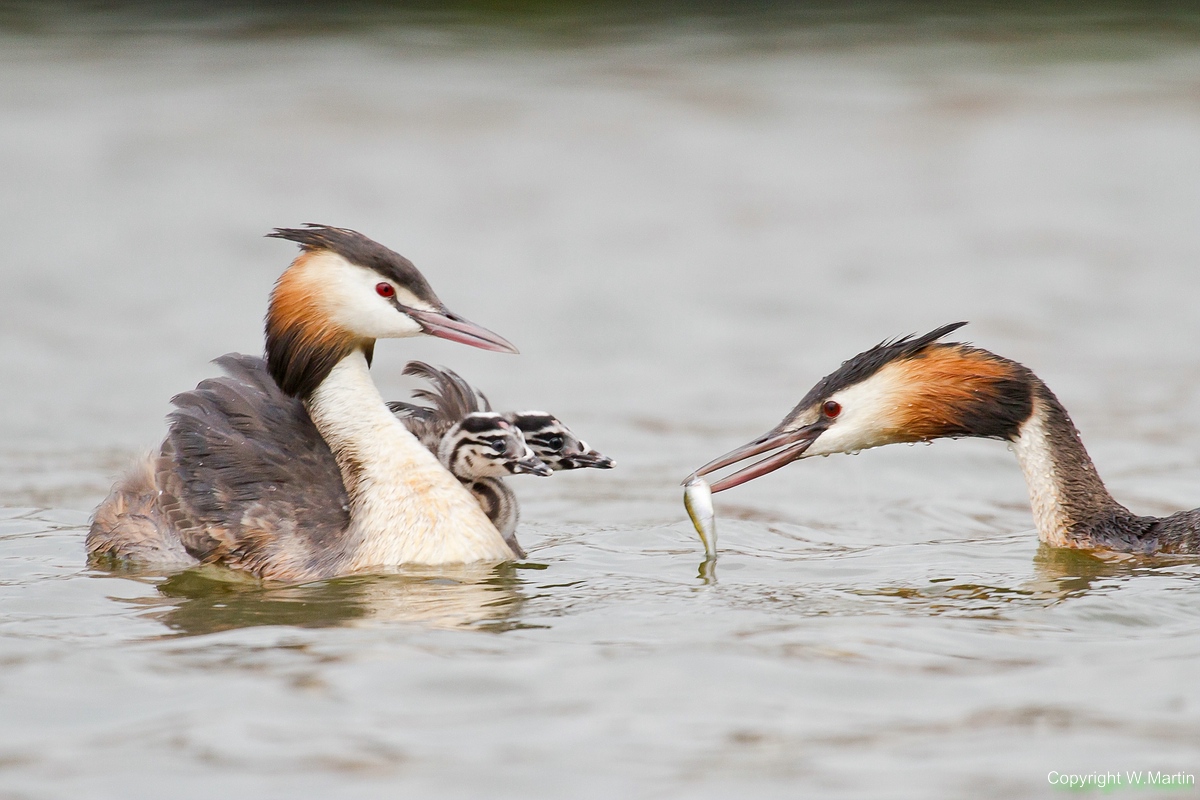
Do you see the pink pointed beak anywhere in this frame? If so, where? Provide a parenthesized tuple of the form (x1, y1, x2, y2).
(410, 308, 519, 354)
(687, 422, 826, 493)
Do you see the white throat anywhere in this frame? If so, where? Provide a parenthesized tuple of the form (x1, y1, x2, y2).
(1009, 396, 1073, 547)
(303, 350, 512, 568)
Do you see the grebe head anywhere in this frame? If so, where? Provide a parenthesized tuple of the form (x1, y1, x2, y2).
(692, 322, 1034, 492)
(506, 412, 615, 470)
(438, 412, 553, 479)
(265, 225, 517, 397)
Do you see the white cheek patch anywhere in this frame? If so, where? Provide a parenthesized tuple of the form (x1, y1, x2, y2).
(392, 286, 435, 312)
(804, 367, 907, 457)
(308, 251, 429, 338)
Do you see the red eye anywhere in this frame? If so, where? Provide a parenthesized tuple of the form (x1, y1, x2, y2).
(376, 282, 396, 298)
(822, 400, 842, 418)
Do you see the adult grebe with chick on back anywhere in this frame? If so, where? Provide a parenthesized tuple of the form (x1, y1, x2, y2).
(88, 225, 520, 581)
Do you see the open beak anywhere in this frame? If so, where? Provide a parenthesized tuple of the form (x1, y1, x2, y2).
(410, 308, 519, 354)
(562, 449, 615, 470)
(688, 421, 826, 493)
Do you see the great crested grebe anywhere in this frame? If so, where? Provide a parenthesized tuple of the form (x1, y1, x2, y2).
(388, 361, 612, 557)
(87, 225, 521, 581)
(436, 413, 551, 483)
(433, 411, 552, 559)
(389, 361, 615, 471)
(691, 322, 1200, 555)
(506, 411, 615, 471)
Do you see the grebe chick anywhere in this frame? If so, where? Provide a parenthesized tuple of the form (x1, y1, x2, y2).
(438, 412, 552, 558)
(439, 413, 551, 482)
(88, 225, 520, 581)
(387, 360, 495, 452)
(691, 322, 1200, 555)
(505, 412, 614, 471)
(388, 362, 611, 556)
(388, 361, 615, 470)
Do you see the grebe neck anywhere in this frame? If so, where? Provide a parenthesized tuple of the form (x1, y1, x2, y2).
(464, 478, 524, 558)
(303, 349, 512, 567)
(1010, 380, 1149, 549)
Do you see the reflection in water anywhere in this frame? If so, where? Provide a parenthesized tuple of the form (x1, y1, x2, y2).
(852, 545, 1194, 615)
(853, 580, 1039, 616)
(112, 562, 542, 636)
(697, 556, 718, 585)
(1027, 544, 1176, 601)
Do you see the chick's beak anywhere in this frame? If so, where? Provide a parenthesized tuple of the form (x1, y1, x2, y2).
(513, 454, 553, 477)
(688, 421, 827, 493)
(563, 449, 615, 470)
(410, 308, 519, 354)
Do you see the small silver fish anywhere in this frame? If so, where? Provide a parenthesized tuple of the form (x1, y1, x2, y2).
(683, 476, 717, 559)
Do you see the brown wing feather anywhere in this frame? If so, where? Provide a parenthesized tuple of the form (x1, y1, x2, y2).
(87, 454, 198, 566)
(157, 353, 353, 579)
(386, 400, 445, 452)
(390, 362, 492, 452)
(404, 361, 492, 416)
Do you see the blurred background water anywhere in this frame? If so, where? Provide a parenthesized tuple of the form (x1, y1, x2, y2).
(2, 3, 1200, 798)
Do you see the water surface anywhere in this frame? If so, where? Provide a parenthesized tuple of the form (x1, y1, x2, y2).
(3, 15, 1200, 798)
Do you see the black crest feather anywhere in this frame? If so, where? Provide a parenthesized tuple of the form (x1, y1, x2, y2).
(792, 322, 969, 411)
(267, 224, 441, 306)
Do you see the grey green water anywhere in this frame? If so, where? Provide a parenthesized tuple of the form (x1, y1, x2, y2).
(3, 12, 1200, 798)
